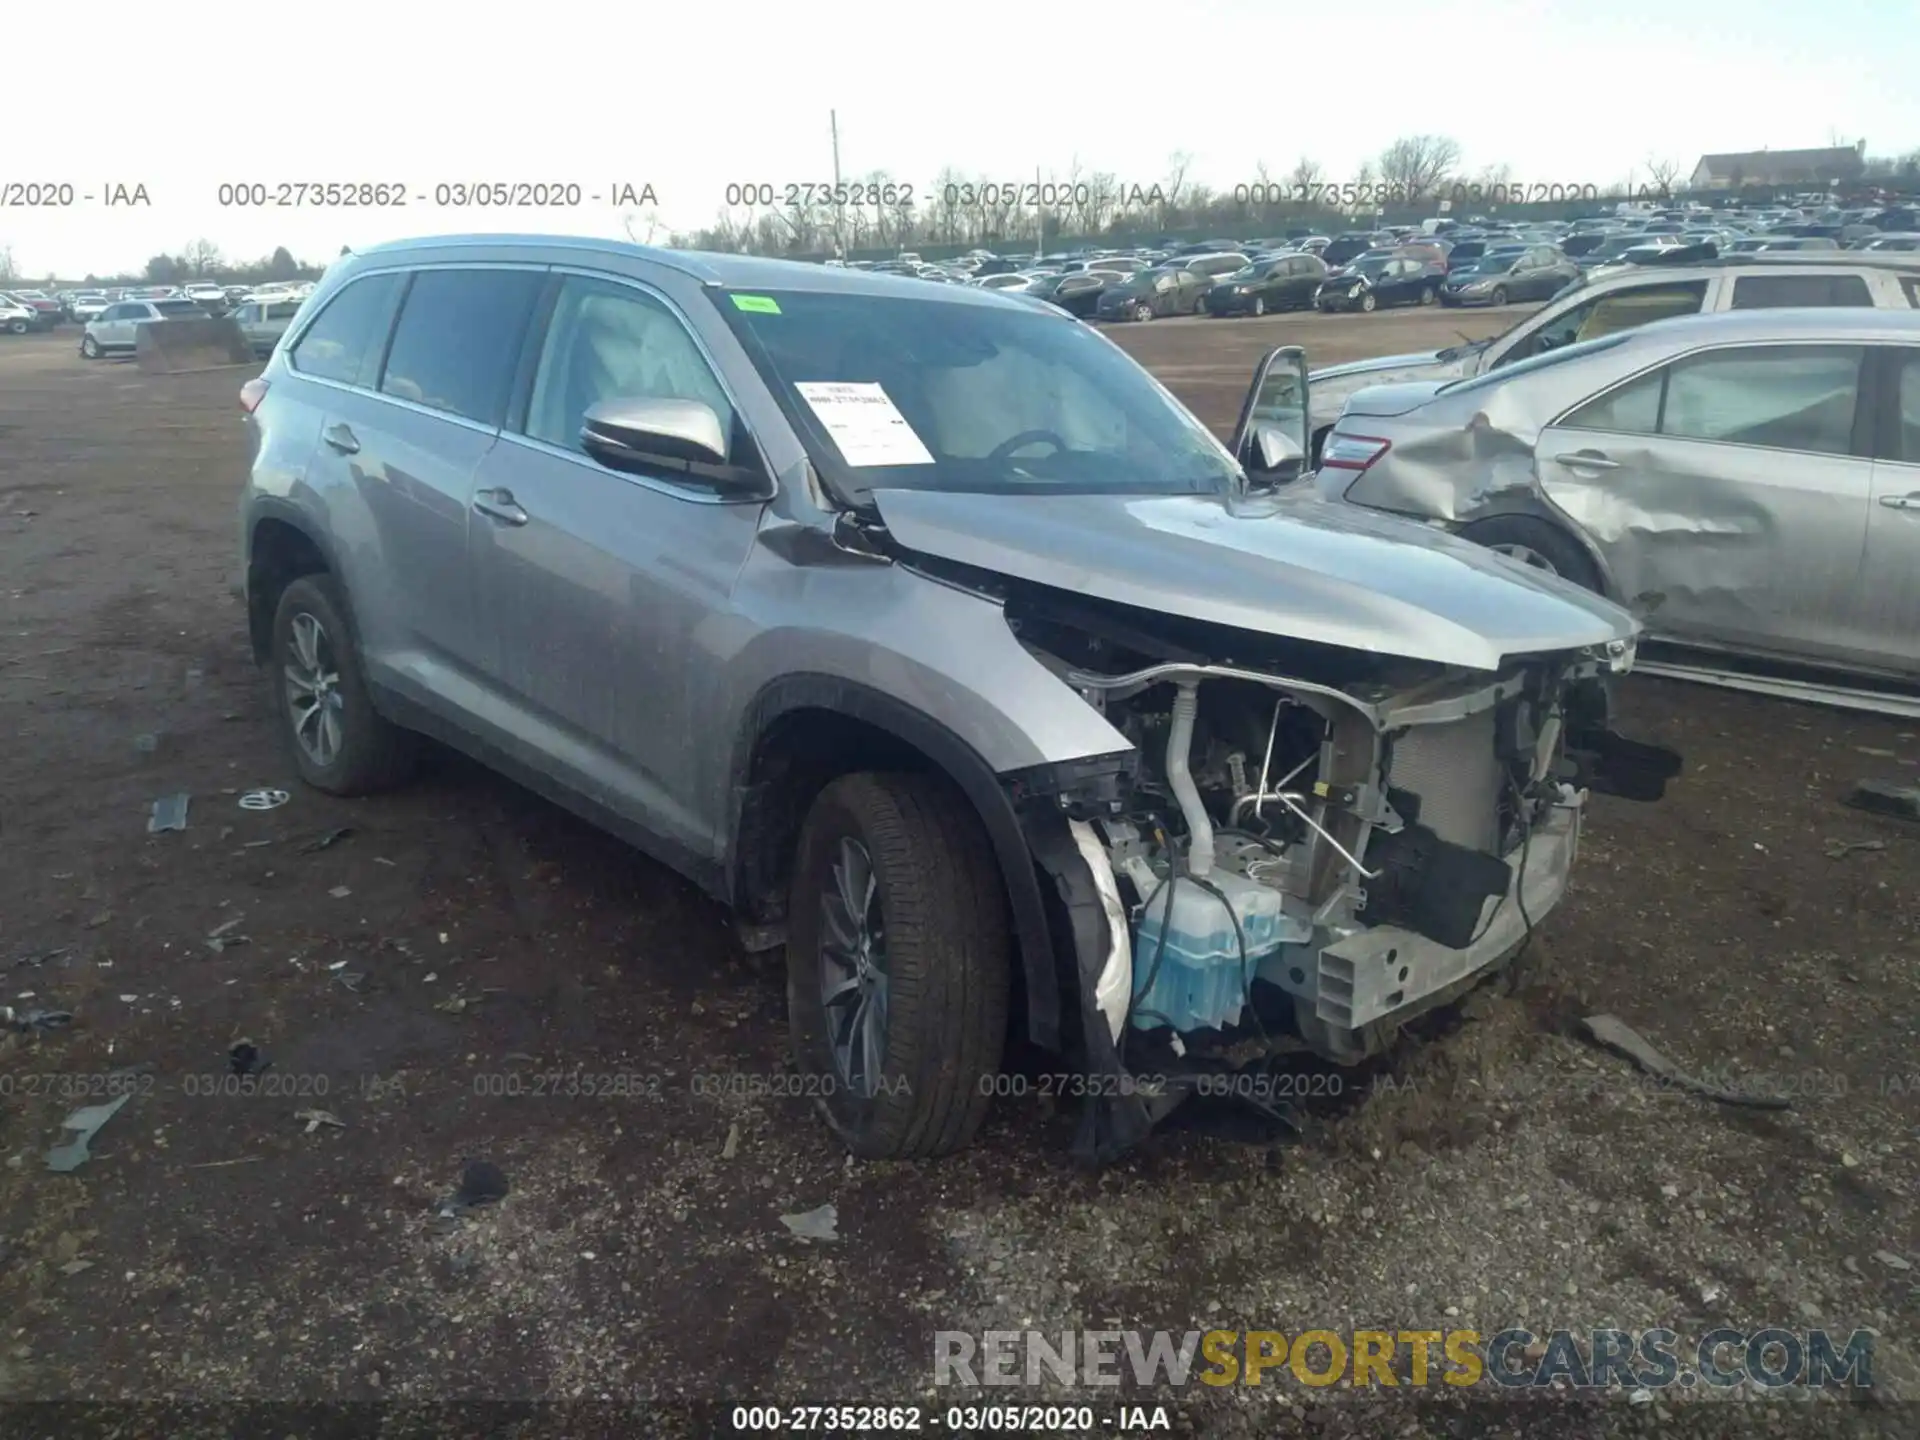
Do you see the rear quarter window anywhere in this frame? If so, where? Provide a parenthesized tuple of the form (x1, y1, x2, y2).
(1729, 274, 1874, 308)
(289, 272, 404, 387)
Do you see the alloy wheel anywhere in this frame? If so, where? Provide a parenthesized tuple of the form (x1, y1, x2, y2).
(283, 611, 346, 767)
(818, 836, 890, 1097)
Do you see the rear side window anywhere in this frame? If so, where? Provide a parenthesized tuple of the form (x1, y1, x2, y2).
(1729, 274, 1874, 308)
(379, 268, 546, 425)
(1662, 346, 1863, 456)
(1892, 352, 1920, 464)
(289, 272, 403, 386)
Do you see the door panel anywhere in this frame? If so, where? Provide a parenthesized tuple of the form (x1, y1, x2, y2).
(467, 440, 763, 854)
(1860, 349, 1920, 675)
(466, 270, 765, 857)
(1539, 344, 1872, 663)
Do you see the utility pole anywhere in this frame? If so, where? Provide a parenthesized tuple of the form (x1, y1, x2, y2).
(1034, 163, 1045, 260)
(830, 110, 845, 259)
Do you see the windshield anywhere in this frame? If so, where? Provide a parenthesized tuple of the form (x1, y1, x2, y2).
(1352, 259, 1392, 278)
(714, 288, 1238, 503)
(1439, 329, 1634, 396)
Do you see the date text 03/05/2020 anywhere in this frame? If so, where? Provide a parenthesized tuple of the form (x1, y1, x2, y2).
(212, 182, 658, 209)
(727, 1404, 1173, 1432)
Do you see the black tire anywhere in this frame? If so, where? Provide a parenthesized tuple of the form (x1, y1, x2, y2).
(9, 319, 30, 336)
(268, 573, 418, 795)
(79, 334, 99, 357)
(1310, 423, 1333, 468)
(1420, 285, 1438, 306)
(1359, 291, 1377, 313)
(787, 772, 1010, 1159)
(1460, 515, 1603, 593)
(1133, 301, 1154, 323)
(1491, 286, 1509, 306)
(1251, 296, 1266, 317)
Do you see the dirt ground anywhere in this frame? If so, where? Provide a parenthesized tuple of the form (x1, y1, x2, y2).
(0, 304, 1916, 1439)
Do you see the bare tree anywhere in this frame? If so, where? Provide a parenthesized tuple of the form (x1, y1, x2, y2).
(0, 244, 14, 283)
(1376, 135, 1461, 198)
(180, 237, 223, 275)
(622, 208, 663, 245)
(1160, 150, 1194, 222)
(1644, 156, 1683, 195)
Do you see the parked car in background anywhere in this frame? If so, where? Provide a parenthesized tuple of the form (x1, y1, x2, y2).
(1860, 234, 1920, 252)
(69, 292, 110, 322)
(1320, 232, 1387, 268)
(184, 282, 230, 313)
(1205, 253, 1329, 316)
(1023, 270, 1126, 318)
(1441, 246, 1579, 306)
(1313, 307, 1920, 710)
(1094, 265, 1210, 321)
(1316, 255, 1444, 313)
(80, 296, 209, 356)
(234, 234, 1674, 1159)
(0, 295, 36, 335)
(227, 297, 302, 356)
(1755, 236, 1841, 252)
(4, 291, 63, 329)
(1300, 253, 1920, 463)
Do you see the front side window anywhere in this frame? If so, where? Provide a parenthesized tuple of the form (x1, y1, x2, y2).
(1660, 346, 1863, 455)
(1559, 368, 1664, 434)
(1892, 351, 1920, 464)
(379, 268, 545, 425)
(289, 272, 403, 386)
(524, 275, 734, 457)
(714, 287, 1236, 503)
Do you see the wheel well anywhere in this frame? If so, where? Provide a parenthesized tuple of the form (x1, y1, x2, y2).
(732, 708, 940, 929)
(732, 705, 1060, 1052)
(247, 518, 329, 662)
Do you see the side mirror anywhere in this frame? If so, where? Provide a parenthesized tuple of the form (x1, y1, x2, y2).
(1252, 423, 1304, 481)
(580, 397, 765, 497)
(582, 397, 727, 468)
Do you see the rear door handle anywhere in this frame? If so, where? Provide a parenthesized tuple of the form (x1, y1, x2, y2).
(322, 422, 359, 455)
(1551, 450, 1619, 470)
(472, 488, 529, 526)
(1879, 493, 1920, 511)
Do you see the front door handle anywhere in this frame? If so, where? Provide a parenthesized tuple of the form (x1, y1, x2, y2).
(1551, 450, 1619, 470)
(472, 488, 529, 526)
(1879, 493, 1920, 511)
(322, 422, 359, 455)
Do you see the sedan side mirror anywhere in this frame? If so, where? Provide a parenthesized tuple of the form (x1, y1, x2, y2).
(1253, 423, 1304, 476)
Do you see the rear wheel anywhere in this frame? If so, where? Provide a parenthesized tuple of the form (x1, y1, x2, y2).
(1420, 285, 1438, 306)
(269, 574, 419, 794)
(1461, 515, 1603, 593)
(786, 772, 1010, 1159)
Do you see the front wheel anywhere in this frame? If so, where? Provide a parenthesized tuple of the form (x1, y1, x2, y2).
(78, 333, 99, 356)
(1132, 301, 1154, 323)
(786, 772, 1011, 1159)
(1420, 285, 1438, 306)
(1461, 515, 1603, 593)
(1491, 286, 1509, 307)
(1359, 291, 1377, 313)
(1251, 296, 1266, 317)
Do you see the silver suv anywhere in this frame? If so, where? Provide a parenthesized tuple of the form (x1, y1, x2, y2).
(1306, 253, 1920, 460)
(236, 235, 1678, 1160)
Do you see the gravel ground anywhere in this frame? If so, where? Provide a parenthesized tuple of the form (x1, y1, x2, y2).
(0, 308, 1914, 1438)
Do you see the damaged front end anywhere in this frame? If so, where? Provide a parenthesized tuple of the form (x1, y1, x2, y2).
(999, 596, 1678, 1163)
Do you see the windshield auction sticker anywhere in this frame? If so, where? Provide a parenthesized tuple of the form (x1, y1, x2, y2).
(794, 381, 935, 467)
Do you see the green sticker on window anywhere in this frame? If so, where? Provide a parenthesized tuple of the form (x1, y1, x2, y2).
(731, 293, 781, 314)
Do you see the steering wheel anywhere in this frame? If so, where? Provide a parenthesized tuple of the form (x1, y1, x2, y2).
(986, 429, 1067, 464)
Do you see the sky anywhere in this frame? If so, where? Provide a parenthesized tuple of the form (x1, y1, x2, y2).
(1, 0, 1915, 278)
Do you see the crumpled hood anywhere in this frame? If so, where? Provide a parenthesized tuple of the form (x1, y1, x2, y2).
(871, 487, 1636, 672)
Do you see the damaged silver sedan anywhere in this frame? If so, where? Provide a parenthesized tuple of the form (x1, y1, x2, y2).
(238, 238, 1678, 1165)
(1315, 307, 1920, 714)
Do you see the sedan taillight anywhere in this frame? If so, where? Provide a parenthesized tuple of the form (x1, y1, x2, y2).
(1319, 433, 1392, 474)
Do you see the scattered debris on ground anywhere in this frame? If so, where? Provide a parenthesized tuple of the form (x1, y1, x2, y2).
(1578, 1013, 1791, 1109)
(45, 1093, 132, 1172)
(146, 793, 190, 833)
(781, 1204, 840, 1243)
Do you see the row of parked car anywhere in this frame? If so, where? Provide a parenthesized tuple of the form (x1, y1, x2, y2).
(822, 198, 1920, 327)
(1, 281, 318, 359)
